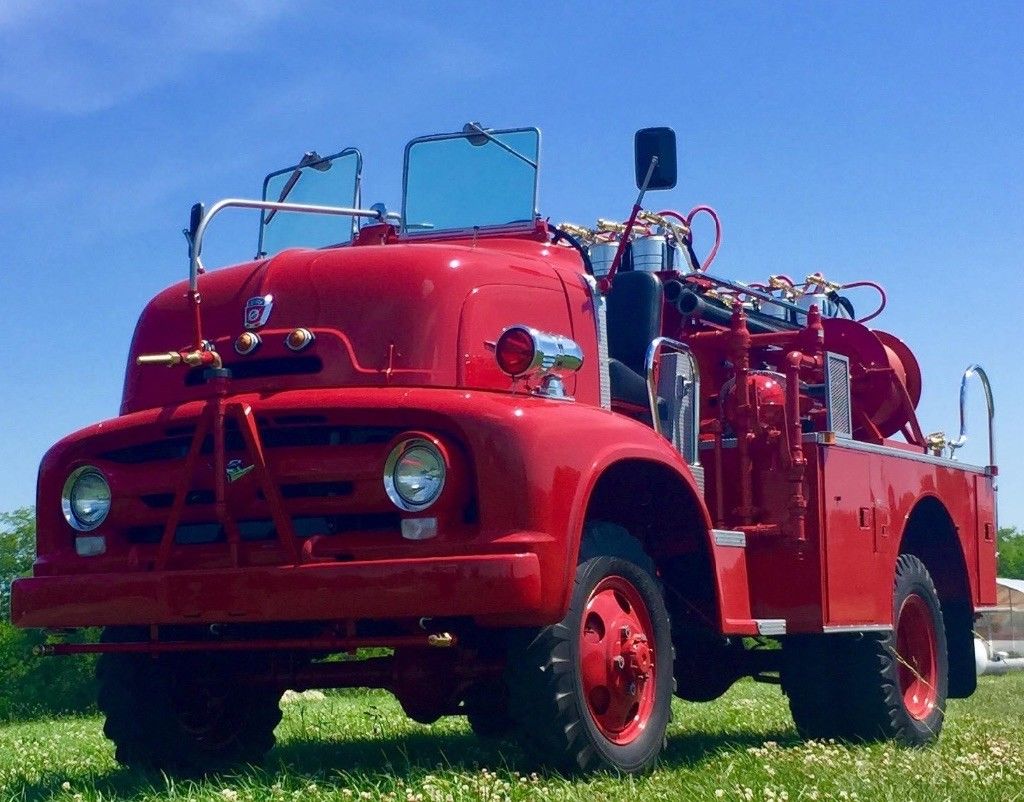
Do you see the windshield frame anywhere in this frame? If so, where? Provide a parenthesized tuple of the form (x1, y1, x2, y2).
(400, 126, 541, 238)
(257, 147, 363, 257)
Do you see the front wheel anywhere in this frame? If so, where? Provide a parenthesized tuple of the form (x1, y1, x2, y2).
(97, 631, 282, 773)
(505, 542, 673, 774)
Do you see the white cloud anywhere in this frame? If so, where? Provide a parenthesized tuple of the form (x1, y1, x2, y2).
(0, 0, 290, 115)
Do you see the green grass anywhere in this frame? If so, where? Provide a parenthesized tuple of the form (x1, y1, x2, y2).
(1, 675, 1022, 802)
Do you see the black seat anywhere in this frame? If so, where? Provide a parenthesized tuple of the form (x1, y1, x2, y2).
(606, 271, 664, 408)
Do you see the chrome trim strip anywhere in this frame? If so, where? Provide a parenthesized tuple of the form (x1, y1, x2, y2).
(644, 337, 701, 465)
(699, 432, 990, 475)
(810, 433, 991, 475)
(821, 624, 894, 634)
(190, 198, 384, 292)
(712, 529, 746, 548)
(584, 274, 611, 409)
(756, 619, 787, 636)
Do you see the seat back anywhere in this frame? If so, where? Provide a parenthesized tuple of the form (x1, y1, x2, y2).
(606, 271, 664, 375)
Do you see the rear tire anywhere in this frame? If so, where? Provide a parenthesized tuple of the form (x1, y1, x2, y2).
(843, 554, 948, 744)
(505, 524, 673, 774)
(783, 554, 948, 745)
(98, 629, 282, 773)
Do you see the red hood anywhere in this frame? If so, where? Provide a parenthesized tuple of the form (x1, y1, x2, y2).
(121, 238, 583, 414)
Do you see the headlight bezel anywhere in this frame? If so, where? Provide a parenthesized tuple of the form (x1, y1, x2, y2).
(383, 436, 447, 512)
(61, 465, 111, 532)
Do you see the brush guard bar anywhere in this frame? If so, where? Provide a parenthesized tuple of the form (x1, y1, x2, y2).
(155, 370, 299, 570)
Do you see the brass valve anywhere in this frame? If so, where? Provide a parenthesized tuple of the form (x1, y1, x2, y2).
(926, 432, 947, 457)
(596, 218, 629, 235)
(556, 222, 595, 242)
(805, 272, 842, 292)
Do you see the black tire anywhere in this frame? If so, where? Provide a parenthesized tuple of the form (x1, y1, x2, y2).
(782, 635, 856, 741)
(97, 629, 283, 773)
(842, 554, 948, 744)
(505, 523, 673, 774)
(783, 554, 948, 745)
(464, 680, 516, 740)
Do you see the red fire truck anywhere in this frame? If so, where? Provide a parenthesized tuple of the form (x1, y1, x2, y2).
(11, 124, 998, 775)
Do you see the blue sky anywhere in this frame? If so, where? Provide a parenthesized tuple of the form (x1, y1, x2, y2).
(0, 1, 1021, 526)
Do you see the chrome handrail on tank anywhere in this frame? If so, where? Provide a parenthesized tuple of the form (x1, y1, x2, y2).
(188, 198, 385, 292)
(644, 337, 701, 466)
(948, 364, 996, 469)
(700, 271, 809, 317)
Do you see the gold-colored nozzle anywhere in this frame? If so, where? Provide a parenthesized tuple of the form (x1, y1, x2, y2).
(136, 352, 184, 367)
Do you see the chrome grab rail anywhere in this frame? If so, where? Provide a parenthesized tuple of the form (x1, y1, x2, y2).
(948, 364, 996, 468)
(644, 336, 701, 465)
(188, 198, 385, 292)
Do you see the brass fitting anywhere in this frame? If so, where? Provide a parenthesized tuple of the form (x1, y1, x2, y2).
(926, 432, 947, 457)
(596, 218, 629, 234)
(805, 272, 841, 292)
(556, 222, 595, 242)
(136, 349, 223, 369)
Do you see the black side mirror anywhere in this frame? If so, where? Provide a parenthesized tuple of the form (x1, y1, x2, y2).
(189, 202, 205, 241)
(634, 127, 677, 190)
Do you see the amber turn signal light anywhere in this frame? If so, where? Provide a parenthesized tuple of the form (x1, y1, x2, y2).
(235, 331, 261, 355)
(286, 327, 315, 351)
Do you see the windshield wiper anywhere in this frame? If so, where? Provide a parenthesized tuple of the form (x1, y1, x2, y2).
(263, 151, 330, 225)
(462, 122, 537, 168)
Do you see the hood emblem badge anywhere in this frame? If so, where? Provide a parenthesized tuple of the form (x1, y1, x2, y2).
(244, 294, 274, 330)
(226, 459, 255, 483)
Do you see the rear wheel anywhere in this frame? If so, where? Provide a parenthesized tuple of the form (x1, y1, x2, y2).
(98, 630, 282, 773)
(505, 524, 672, 774)
(783, 554, 947, 745)
(844, 554, 947, 744)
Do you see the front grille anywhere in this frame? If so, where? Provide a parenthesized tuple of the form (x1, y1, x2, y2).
(139, 482, 353, 509)
(126, 512, 401, 545)
(101, 425, 401, 465)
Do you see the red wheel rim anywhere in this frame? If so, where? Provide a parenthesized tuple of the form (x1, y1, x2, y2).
(895, 592, 938, 720)
(579, 575, 657, 744)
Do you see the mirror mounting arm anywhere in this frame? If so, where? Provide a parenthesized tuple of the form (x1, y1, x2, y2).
(598, 156, 659, 293)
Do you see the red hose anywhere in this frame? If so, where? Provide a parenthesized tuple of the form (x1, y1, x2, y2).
(842, 280, 887, 324)
(683, 206, 722, 271)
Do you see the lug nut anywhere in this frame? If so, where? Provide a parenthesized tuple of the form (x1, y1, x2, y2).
(621, 626, 631, 640)
(613, 655, 626, 670)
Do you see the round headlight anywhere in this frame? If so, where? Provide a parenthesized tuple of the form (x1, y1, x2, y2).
(384, 438, 446, 512)
(62, 466, 111, 531)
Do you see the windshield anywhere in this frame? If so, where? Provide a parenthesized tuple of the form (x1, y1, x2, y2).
(258, 148, 361, 256)
(402, 127, 539, 235)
